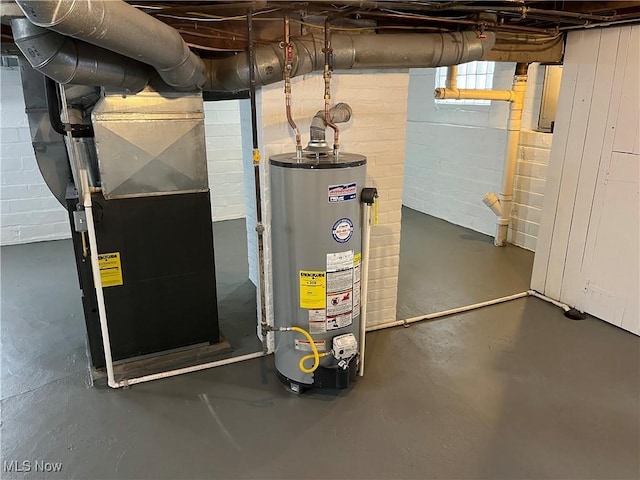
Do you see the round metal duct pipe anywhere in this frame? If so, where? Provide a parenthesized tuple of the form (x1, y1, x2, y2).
(204, 31, 496, 92)
(16, 0, 206, 91)
(11, 18, 149, 92)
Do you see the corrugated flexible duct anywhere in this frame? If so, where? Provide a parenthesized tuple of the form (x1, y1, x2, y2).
(11, 18, 149, 92)
(205, 31, 496, 92)
(16, 0, 206, 91)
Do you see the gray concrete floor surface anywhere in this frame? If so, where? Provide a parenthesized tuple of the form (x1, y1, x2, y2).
(1, 208, 638, 479)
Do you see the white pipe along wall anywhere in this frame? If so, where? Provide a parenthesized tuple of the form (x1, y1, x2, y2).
(435, 63, 529, 246)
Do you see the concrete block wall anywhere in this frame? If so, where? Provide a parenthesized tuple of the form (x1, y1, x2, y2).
(0, 65, 246, 246)
(0, 67, 69, 245)
(204, 99, 246, 221)
(403, 62, 552, 251)
(242, 70, 410, 332)
(510, 65, 552, 251)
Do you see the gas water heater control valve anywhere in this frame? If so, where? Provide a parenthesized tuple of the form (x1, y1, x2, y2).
(332, 333, 358, 369)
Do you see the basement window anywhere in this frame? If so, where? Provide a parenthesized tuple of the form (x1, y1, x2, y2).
(435, 61, 496, 106)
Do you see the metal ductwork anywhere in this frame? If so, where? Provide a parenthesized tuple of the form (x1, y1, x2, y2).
(15, 0, 206, 91)
(12, 18, 149, 92)
(307, 103, 352, 152)
(204, 31, 496, 92)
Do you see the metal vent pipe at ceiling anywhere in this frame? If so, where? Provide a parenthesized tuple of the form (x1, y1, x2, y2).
(205, 31, 496, 92)
(15, 0, 207, 91)
(11, 0, 495, 93)
(11, 18, 149, 93)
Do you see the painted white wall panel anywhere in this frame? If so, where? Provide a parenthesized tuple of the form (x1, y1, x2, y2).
(532, 25, 640, 335)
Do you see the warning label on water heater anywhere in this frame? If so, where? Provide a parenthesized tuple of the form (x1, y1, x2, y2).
(295, 339, 326, 352)
(328, 182, 357, 203)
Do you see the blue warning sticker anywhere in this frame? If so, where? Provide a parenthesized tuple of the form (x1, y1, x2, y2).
(328, 182, 357, 203)
(332, 218, 354, 243)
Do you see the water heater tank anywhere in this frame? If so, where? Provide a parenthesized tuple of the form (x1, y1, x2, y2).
(270, 152, 367, 392)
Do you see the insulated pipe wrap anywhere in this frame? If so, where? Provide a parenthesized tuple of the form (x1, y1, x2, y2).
(204, 31, 495, 92)
(12, 18, 149, 92)
(16, 0, 206, 90)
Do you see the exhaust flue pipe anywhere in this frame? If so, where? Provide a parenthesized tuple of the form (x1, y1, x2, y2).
(16, 0, 206, 91)
(307, 103, 352, 152)
(204, 31, 496, 92)
(12, 18, 149, 92)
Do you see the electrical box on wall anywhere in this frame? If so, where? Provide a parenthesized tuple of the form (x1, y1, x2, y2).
(538, 65, 563, 133)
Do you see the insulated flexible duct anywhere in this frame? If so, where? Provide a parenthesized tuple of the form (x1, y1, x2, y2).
(16, 0, 206, 91)
(12, 18, 149, 92)
(204, 31, 496, 92)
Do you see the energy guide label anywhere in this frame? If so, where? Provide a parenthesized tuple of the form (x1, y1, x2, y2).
(299, 271, 326, 309)
(308, 309, 327, 333)
(98, 252, 123, 287)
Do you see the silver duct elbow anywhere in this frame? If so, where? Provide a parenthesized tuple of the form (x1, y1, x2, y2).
(16, 0, 206, 91)
(12, 18, 149, 92)
(204, 31, 496, 92)
(308, 103, 353, 152)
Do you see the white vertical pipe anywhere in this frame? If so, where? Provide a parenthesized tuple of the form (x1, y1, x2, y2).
(446, 64, 458, 89)
(495, 72, 527, 246)
(358, 203, 372, 376)
(80, 170, 117, 388)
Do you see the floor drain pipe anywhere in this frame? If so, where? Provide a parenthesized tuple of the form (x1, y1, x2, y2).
(435, 62, 529, 246)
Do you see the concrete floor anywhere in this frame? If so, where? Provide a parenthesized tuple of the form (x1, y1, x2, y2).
(1, 208, 638, 479)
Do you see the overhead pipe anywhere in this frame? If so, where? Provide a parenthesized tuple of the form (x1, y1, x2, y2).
(322, 19, 340, 157)
(16, 0, 206, 91)
(204, 31, 496, 92)
(435, 63, 529, 247)
(11, 18, 149, 92)
(283, 12, 302, 157)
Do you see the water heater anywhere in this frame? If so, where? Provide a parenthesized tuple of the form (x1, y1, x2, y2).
(270, 151, 367, 393)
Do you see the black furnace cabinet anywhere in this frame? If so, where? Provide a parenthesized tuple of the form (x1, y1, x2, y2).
(67, 187, 220, 369)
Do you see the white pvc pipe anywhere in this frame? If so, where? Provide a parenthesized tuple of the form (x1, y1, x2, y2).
(528, 290, 571, 312)
(494, 74, 527, 246)
(116, 351, 267, 387)
(435, 87, 515, 102)
(434, 65, 528, 247)
(81, 170, 118, 388)
(358, 204, 372, 377)
(366, 291, 530, 332)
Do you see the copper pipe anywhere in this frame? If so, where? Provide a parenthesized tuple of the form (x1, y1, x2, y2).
(283, 12, 302, 157)
(323, 18, 339, 156)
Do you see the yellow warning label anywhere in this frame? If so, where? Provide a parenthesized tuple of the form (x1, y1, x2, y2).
(354, 252, 362, 265)
(98, 252, 123, 287)
(299, 271, 326, 309)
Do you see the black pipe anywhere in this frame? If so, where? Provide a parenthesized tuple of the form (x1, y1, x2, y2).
(248, 10, 259, 150)
(247, 8, 269, 349)
(44, 77, 94, 138)
(45, 77, 66, 136)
